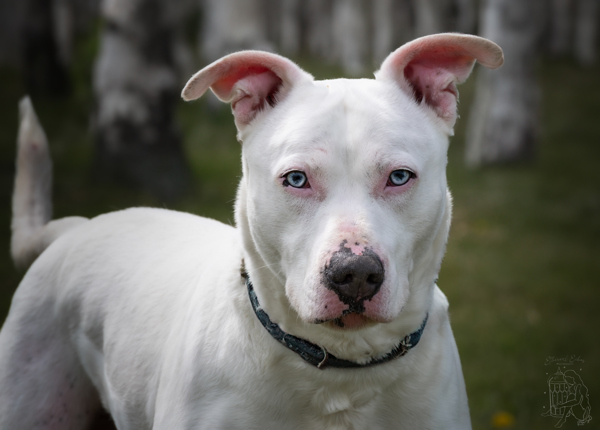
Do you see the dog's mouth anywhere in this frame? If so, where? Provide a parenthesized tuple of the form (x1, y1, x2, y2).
(318, 312, 375, 330)
(313, 293, 383, 330)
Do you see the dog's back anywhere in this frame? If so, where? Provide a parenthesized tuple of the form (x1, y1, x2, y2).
(1, 206, 241, 429)
(2, 99, 244, 429)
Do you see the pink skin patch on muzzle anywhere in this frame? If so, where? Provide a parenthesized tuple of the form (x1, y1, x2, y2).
(314, 240, 389, 330)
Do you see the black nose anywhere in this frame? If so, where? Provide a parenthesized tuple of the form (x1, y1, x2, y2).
(324, 248, 384, 303)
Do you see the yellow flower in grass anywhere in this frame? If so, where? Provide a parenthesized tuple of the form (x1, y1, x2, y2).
(491, 411, 515, 428)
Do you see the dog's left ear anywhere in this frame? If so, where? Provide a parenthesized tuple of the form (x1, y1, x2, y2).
(182, 51, 313, 132)
(375, 33, 503, 132)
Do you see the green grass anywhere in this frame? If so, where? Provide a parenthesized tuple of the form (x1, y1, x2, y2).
(0, 58, 598, 430)
(444, 60, 600, 429)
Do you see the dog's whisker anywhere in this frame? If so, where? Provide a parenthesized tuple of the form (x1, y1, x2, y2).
(245, 263, 278, 276)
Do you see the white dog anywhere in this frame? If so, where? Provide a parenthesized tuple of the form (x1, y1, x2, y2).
(0, 33, 502, 430)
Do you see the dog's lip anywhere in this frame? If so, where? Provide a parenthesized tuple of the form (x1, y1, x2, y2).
(319, 313, 375, 330)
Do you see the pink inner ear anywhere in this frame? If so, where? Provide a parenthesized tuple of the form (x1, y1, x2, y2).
(376, 33, 504, 128)
(403, 51, 476, 122)
(228, 70, 283, 126)
(404, 61, 468, 122)
(210, 65, 271, 99)
(181, 51, 314, 130)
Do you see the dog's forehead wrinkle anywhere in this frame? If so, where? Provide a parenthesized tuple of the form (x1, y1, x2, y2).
(266, 81, 443, 177)
(282, 79, 387, 134)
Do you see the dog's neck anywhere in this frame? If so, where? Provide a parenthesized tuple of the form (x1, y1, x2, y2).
(242, 270, 429, 369)
(234, 179, 453, 362)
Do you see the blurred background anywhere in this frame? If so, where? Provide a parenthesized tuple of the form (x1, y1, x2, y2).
(0, 0, 598, 429)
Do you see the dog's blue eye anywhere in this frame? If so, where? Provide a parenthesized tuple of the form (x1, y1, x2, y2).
(388, 169, 412, 186)
(284, 171, 308, 188)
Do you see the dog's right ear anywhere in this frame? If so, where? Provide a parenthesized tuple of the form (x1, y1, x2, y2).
(182, 51, 313, 132)
(375, 34, 503, 133)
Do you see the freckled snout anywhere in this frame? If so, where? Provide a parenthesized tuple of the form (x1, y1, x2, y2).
(324, 247, 384, 303)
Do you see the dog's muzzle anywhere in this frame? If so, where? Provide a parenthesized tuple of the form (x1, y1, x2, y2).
(244, 271, 428, 369)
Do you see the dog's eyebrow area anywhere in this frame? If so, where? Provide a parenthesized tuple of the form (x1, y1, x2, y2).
(269, 116, 428, 185)
(374, 153, 420, 176)
(271, 153, 325, 181)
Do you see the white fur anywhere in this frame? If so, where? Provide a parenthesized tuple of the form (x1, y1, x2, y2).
(0, 35, 503, 429)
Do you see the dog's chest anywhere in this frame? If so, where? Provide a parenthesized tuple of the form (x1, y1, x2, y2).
(244, 365, 402, 429)
(307, 384, 382, 428)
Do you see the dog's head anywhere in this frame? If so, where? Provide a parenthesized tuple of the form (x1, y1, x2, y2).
(183, 34, 502, 351)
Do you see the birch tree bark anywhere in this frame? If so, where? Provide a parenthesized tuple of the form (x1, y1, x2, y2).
(93, 0, 190, 199)
(372, 0, 394, 65)
(465, 0, 542, 166)
(200, 0, 272, 62)
(305, 0, 333, 59)
(412, 0, 476, 37)
(393, 0, 415, 47)
(51, 0, 101, 69)
(332, 0, 368, 76)
(413, 0, 451, 36)
(52, 0, 74, 67)
(280, 0, 300, 56)
(372, 0, 416, 65)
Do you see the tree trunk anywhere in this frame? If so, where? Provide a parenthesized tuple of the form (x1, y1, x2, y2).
(200, 0, 272, 63)
(372, 0, 416, 65)
(465, 0, 542, 166)
(392, 0, 416, 47)
(0, 0, 25, 66)
(548, 0, 574, 56)
(93, 0, 190, 200)
(21, 0, 70, 96)
(574, 0, 598, 65)
(453, 0, 477, 34)
(372, 0, 394, 65)
(52, 0, 74, 67)
(280, 0, 301, 56)
(413, 0, 476, 37)
(332, 0, 368, 76)
(413, 0, 451, 36)
(304, 0, 333, 59)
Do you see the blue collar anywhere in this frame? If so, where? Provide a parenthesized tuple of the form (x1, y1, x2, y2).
(244, 273, 428, 370)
